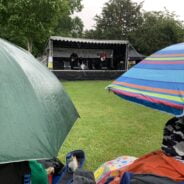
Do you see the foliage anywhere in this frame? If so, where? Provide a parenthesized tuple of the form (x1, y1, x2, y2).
(59, 81, 170, 171)
(53, 0, 84, 38)
(70, 16, 84, 37)
(84, 0, 143, 40)
(54, 15, 84, 38)
(0, 0, 83, 55)
(129, 10, 184, 55)
(68, 0, 83, 13)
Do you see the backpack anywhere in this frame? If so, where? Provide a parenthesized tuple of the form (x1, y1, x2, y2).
(53, 150, 86, 184)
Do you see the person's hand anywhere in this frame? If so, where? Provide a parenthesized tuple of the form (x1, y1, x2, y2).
(46, 167, 55, 175)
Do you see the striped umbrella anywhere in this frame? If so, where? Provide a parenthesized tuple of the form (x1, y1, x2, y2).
(107, 43, 184, 116)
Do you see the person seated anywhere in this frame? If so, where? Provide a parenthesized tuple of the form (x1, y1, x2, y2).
(29, 160, 49, 184)
(0, 161, 30, 184)
(70, 53, 78, 70)
(104, 117, 184, 184)
(80, 62, 87, 70)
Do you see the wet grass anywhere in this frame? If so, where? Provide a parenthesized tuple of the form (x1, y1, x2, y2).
(58, 80, 171, 171)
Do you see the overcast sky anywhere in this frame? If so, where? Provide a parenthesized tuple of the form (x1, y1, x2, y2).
(75, 0, 184, 30)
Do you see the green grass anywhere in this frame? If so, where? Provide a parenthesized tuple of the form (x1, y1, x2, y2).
(58, 80, 171, 171)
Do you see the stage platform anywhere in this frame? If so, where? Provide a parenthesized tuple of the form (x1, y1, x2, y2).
(51, 70, 125, 80)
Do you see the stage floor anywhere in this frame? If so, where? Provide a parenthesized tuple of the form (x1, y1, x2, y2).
(51, 70, 125, 80)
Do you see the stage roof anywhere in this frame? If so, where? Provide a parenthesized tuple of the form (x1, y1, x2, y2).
(50, 36, 129, 45)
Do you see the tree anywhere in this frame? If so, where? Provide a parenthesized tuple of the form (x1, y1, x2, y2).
(84, 0, 143, 40)
(129, 10, 184, 55)
(54, 15, 84, 38)
(0, 0, 83, 55)
(70, 16, 84, 37)
(84, 0, 184, 55)
(68, 0, 83, 13)
(53, 0, 84, 38)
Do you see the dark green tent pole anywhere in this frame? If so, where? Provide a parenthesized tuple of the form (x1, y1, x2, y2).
(125, 43, 129, 71)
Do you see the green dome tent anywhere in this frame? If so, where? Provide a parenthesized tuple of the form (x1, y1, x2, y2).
(0, 38, 79, 163)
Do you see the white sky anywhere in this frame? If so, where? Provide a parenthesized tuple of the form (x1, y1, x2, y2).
(75, 0, 184, 30)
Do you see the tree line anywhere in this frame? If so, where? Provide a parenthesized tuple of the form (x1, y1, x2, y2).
(0, 0, 184, 56)
(84, 0, 184, 55)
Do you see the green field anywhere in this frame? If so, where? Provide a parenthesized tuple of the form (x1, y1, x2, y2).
(58, 80, 171, 171)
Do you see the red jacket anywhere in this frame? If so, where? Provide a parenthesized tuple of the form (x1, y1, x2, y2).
(110, 150, 184, 184)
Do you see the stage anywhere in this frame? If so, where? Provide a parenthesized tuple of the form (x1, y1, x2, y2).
(51, 70, 125, 80)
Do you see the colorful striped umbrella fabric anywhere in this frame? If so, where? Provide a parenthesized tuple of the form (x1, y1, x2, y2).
(107, 43, 184, 116)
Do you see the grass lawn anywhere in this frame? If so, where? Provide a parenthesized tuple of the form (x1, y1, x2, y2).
(58, 80, 171, 171)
